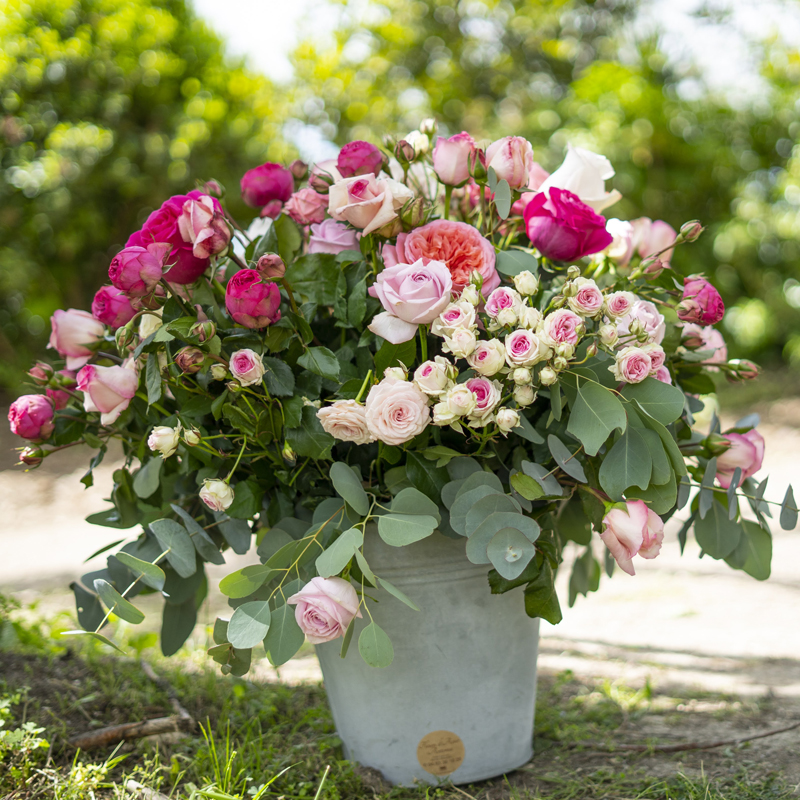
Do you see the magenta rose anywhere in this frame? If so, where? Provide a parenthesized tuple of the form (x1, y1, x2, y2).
(715, 428, 765, 489)
(240, 162, 294, 208)
(77, 361, 138, 425)
(383, 220, 500, 295)
(177, 194, 231, 258)
(336, 140, 383, 178)
(225, 269, 281, 329)
(287, 577, 362, 644)
(109, 242, 170, 296)
(92, 286, 136, 329)
(432, 132, 476, 186)
(601, 500, 664, 576)
(8, 394, 55, 441)
(524, 187, 613, 262)
(677, 277, 725, 326)
(308, 219, 360, 255)
(49, 308, 105, 370)
(285, 188, 327, 225)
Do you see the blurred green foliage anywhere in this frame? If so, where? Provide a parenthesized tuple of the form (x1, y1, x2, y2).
(0, 0, 293, 390)
(292, 0, 800, 366)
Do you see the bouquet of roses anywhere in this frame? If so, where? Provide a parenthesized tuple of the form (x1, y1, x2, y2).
(8, 120, 792, 671)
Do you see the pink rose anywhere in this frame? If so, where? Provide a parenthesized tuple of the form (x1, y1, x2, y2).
(47, 370, 75, 410)
(616, 300, 665, 345)
(681, 323, 727, 369)
(229, 349, 265, 387)
(431, 301, 476, 337)
(308, 219, 360, 255)
(677, 277, 725, 326)
(309, 159, 343, 192)
(240, 162, 294, 208)
(467, 339, 506, 376)
(328, 175, 413, 236)
(642, 343, 666, 371)
(364, 377, 430, 445)
(368, 259, 453, 344)
(504, 329, 550, 367)
(611, 346, 652, 384)
(177, 194, 231, 258)
(287, 577, 362, 644)
(48, 308, 105, 370)
(432, 132, 476, 186)
(108, 242, 170, 297)
(716, 428, 765, 489)
(383, 220, 500, 295)
(537, 145, 622, 213)
(541, 308, 584, 347)
(528, 162, 550, 191)
(632, 218, 677, 265)
(604, 291, 635, 320)
(317, 400, 375, 445)
(524, 188, 613, 262)
(8, 394, 55, 441)
(485, 287, 522, 320)
(654, 366, 672, 384)
(567, 278, 604, 317)
(465, 377, 502, 423)
(77, 360, 138, 425)
(337, 140, 384, 179)
(261, 200, 284, 220)
(413, 357, 455, 397)
(225, 269, 281, 329)
(285, 188, 328, 226)
(600, 500, 664, 576)
(92, 286, 136, 329)
(485, 136, 534, 190)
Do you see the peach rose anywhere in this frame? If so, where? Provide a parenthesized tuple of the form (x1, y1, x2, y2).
(364, 376, 430, 445)
(317, 400, 375, 445)
(328, 175, 413, 236)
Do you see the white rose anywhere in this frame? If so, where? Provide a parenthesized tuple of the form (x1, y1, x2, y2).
(230, 349, 264, 387)
(444, 384, 477, 417)
(148, 425, 181, 458)
(183, 427, 202, 446)
(495, 308, 518, 328)
(598, 324, 619, 347)
(512, 270, 539, 296)
(513, 385, 536, 407)
(537, 144, 622, 212)
(518, 306, 543, 330)
(405, 130, 430, 156)
(505, 329, 550, 367)
(210, 363, 228, 381)
(432, 401, 458, 426)
(383, 366, 407, 381)
(495, 407, 521, 434)
(431, 301, 477, 338)
(466, 339, 506, 376)
(512, 367, 532, 385)
(317, 399, 375, 445)
(139, 308, 163, 340)
(460, 284, 480, 306)
(443, 327, 477, 358)
(200, 479, 235, 512)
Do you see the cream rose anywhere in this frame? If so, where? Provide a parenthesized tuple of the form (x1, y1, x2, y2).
(317, 400, 375, 445)
(364, 377, 430, 445)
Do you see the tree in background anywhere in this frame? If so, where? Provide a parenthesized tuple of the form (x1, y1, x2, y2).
(291, 0, 800, 365)
(0, 0, 292, 390)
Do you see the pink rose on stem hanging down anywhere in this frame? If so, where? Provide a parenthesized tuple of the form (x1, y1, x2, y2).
(368, 259, 453, 344)
(432, 132, 476, 186)
(229, 349, 265, 387)
(308, 219, 360, 255)
(225, 269, 281, 329)
(337, 140, 384, 178)
(715, 428, 765, 488)
(383, 219, 500, 296)
(92, 286, 136, 329)
(328, 175, 414, 236)
(48, 309, 105, 370)
(317, 400, 375, 445)
(537, 144, 622, 212)
(8, 395, 55, 440)
(485, 136, 534, 190)
(600, 499, 664, 576)
(240, 162, 294, 208)
(177, 194, 232, 258)
(285, 188, 328, 226)
(364, 376, 430, 445)
(77, 360, 138, 425)
(524, 188, 613, 262)
(108, 242, 171, 296)
(677, 277, 725, 326)
(287, 577, 362, 644)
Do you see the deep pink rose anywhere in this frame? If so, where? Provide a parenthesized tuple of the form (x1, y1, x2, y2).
(432, 132, 476, 186)
(285, 188, 327, 225)
(177, 194, 231, 258)
(109, 242, 170, 296)
(716, 429, 765, 489)
(677, 277, 725, 326)
(336, 140, 383, 178)
(48, 308, 105, 370)
(524, 188, 613, 262)
(240, 162, 294, 208)
(308, 219, 360, 255)
(287, 577, 362, 644)
(485, 136, 534, 190)
(8, 394, 55, 440)
(601, 500, 664, 576)
(77, 361, 138, 425)
(383, 220, 500, 295)
(92, 286, 136, 329)
(225, 269, 281, 329)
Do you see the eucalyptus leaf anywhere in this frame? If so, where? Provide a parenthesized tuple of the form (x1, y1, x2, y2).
(219, 564, 274, 598)
(495, 249, 539, 277)
(132, 457, 162, 499)
(149, 519, 197, 578)
(547, 435, 586, 482)
(263, 603, 305, 666)
(694, 497, 741, 559)
(379, 577, 421, 611)
(228, 601, 271, 649)
(114, 552, 166, 591)
(93, 579, 144, 624)
(390, 487, 441, 523)
(487, 528, 536, 580)
(567, 381, 627, 456)
(598, 427, 653, 500)
(780, 485, 798, 530)
(621, 378, 685, 425)
(377, 514, 438, 546)
(330, 462, 370, 516)
(358, 621, 394, 668)
(315, 527, 363, 577)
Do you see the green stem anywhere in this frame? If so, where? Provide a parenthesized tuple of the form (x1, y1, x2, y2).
(444, 185, 453, 220)
(226, 436, 247, 482)
(281, 277, 299, 314)
(355, 370, 373, 403)
(419, 325, 428, 364)
(159, 280, 194, 317)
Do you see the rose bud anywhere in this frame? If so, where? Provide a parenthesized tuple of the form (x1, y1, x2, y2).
(28, 361, 54, 386)
(77, 360, 139, 425)
(20, 445, 45, 467)
(175, 346, 205, 374)
(337, 140, 384, 178)
(177, 194, 232, 258)
(183, 427, 202, 446)
(495, 407, 521, 435)
(290, 159, 309, 180)
(109, 242, 171, 296)
(405, 131, 429, 156)
(512, 270, 539, 296)
(705, 432, 733, 457)
(91, 286, 136, 329)
(287, 577, 362, 644)
(485, 136, 535, 190)
(229, 348, 265, 386)
(148, 425, 181, 458)
(599, 324, 618, 347)
(225, 269, 281, 329)
(46, 376, 71, 409)
(394, 139, 416, 165)
(677, 277, 725, 326)
(8, 395, 55, 441)
(468, 148, 488, 181)
(513, 384, 536, 407)
(211, 363, 228, 381)
(308, 159, 341, 193)
(728, 359, 760, 381)
(202, 179, 225, 198)
(432, 132, 476, 187)
(260, 199, 284, 219)
(284, 188, 327, 226)
(539, 366, 557, 386)
(115, 323, 137, 351)
(715, 428, 765, 488)
(282, 441, 297, 464)
(190, 319, 216, 343)
(199, 478, 235, 511)
(255, 254, 286, 280)
(640, 256, 665, 277)
(240, 162, 294, 208)
(49, 308, 106, 370)
(678, 220, 704, 242)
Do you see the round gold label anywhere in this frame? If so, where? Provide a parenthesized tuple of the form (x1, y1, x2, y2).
(416, 730, 465, 776)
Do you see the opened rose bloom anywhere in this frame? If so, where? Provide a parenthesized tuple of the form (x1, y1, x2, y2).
(92, 286, 136, 329)
(567, 278, 604, 317)
(229, 349, 265, 387)
(431, 301, 476, 337)
(225, 269, 281, 329)
(285, 188, 328, 226)
(465, 377, 502, 424)
(601, 500, 664, 576)
(537, 144, 622, 212)
(317, 400, 375, 445)
(287, 577, 362, 644)
(540, 308, 584, 348)
(8, 395, 55, 441)
(177, 194, 231, 258)
(504, 329, 550, 367)
(467, 339, 506, 376)
(49, 309, 106, 370)
(715, 428, 765, 488)
(615, 300, 665, 345)
(682, 323, 727, 368)
(308, 219, 360, 254)
(413, 357, 455, 397)
(77, 360, 139, 425)
(611, 346, 652, 384)
(365, 376, 430, 445)
(328, 174, 413, 236)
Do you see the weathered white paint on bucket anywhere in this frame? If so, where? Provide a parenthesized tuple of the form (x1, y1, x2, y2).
(316, 531, 540, 786)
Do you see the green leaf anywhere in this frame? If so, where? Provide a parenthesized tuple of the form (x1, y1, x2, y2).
(523, 562, 562, 625)
(378, 577, 421, 611)
(598, 427, 653, 500)
(161, 598, 197, 657)
(627, 472, 677, 515)
(480, 526, 536, 579)
(217, 516, 252, 554)
(405, 451, 450, 502)
(149, 519, 197, 578)
(61, 630, 127, 655)
(347, 275, 368, 328)
(286, 405, 335, 460)
(223, 403, 257, 436)
(698, 457, 718, 520)
(547, 435, 586, 482)
(132, 457, 162, 499)
(636, 410, 688, 477)
(286, 253, 340, 306)
(640, 428, 671, 486)
(466, 511, 540, 565)
(514, 412, 544, 444)
(510, 472, 545, 501)
(262, 357, 295, 397)
(465, 494, 521, 536)
(374, 338, 416, 376)
(145, 353, 162, 406)
(449, 487, 501, 535)
(70, 581, 107, 631)
(316, 527, 363, 577)
(521, 461, 563, 496)
(228, 601, 271, 649)
(377, 514, 438, 546)
(421, 445, 462, 468)
(495, 248, 538, 277)
(621, 378, 685, 425)
(358, 621, 394, 668)
(330, 462, 370, 515)
(263, 603, 306, 666)
(93, 579, 144, 625)
(694, 497, 742, 559)
(219, 565, 275, 599)
(114, 552, 166, 591)
(390, 487, 441, 523)
(780, 485, 798, 530)
(567, 382, 627, 456)
(493, 178, 512, 219)
(226, 479, 263, 520)
(170, 505, 225, 565)
(274, 213, 303, 263)
(298, 346, 341, 381)
(737, 521, 772, 580)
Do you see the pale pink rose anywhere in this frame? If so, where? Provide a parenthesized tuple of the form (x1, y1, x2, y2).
(413, 358, 454, 397)
(467, 339, 506, 376)
(541, 309, 584, 347)
(641, 343, 666, 371)
(285, 188, 328, 226)
(177, 194, 231, 258)
(443, 327, 478, 358)
(199, 478, 234, 511)
(308, 219, 360, 255)
(432, 132, 476, 186)
(604, 291, 635, 320)
(611, 346, 652, 384)
(616, 300, 665, 345)
(567, 278, 604, 317)
(528, 162, 550, 191)
(309, 158, 343, 192)
(600, 500, 663, 576)
(681, 323, 727, 369)
(605, 219, 635, 266)
(465, 377, 502, 423)
(368, 259, 453, 344)
(229, 349, 264, 387)
(654, 366, 672, 384)
(640, 509, 665, 559)
(328, 175, 413, 236)
(383, 220, 500, 295)
(48, 309, 106, 370)
(716, 428, 765, 489)
(287, 577, 362, 644)
(317, 400, 375, 445)
(485, 136, 534, 190)
(431, 301, 477, 338)
(8, 394, 55, 441)
(364, 377, 430, 445)
(485, 287, 523, 320)
(442, 384, 477, 418)
(504, 329, 550, 367)
(633, 218, 677, 265)
(537, 144, 622, 212)
(77, 360, 138, 425)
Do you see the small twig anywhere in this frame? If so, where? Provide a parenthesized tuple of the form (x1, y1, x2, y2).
(125, 779, 171, 800)
(68, 715, 193, 749)
(140, 659, 193, 721)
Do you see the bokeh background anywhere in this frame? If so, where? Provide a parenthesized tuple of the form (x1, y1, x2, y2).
(2, 0, 800, 394)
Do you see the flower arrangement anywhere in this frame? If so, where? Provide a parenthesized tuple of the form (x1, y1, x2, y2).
(8, 121, 793, 672)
